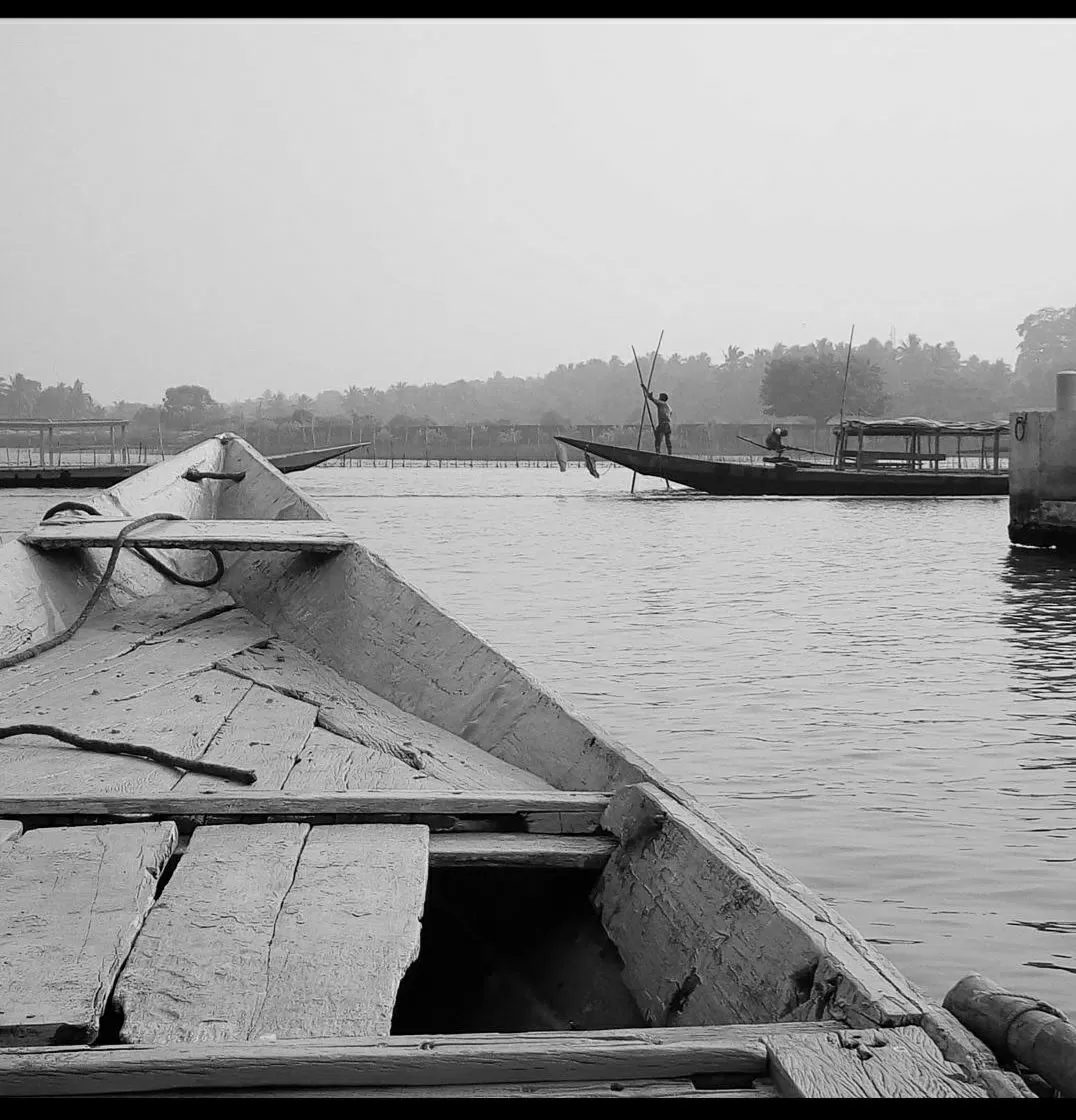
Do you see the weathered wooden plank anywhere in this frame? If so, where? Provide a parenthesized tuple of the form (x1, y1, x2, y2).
(217, 641, 554, 791)
(592, 784, 925, 1029)
(0, 1022, 843, 1095)
(173, 685, 317, 792)
(125, 1078, 773, 1097)
(251, 824, 429, 1039)
(0, 823, 177, 1046)
(0, 609, 270, 715)
(918, 1002, 1035, 1098)
(0, 627, 152, 705)
(115, 824, 310, 1044)
(0, 609, 266, 796)
(427, 833, 616, 869)
(0, 589, 239, 706)
(95, 587, 238, 636)
(0, 789, 610, 822)
(764, 1027, 986, 1098)
(0, 670, 251, 795)
(283, 726, 438, 791)
(0, 820, 23, 851)
(24, 519, 352, 552)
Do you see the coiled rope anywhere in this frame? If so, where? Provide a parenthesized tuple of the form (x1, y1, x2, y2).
(0, 503, 225, 671)
(0, 502, 252, 783)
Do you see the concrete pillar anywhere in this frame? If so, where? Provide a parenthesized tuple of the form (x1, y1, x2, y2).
(1009, 405, 1076, 548)
(1056, 371, 1076, 412)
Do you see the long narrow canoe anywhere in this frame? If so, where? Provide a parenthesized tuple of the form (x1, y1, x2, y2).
(266, 442, 369, 473)
(0, 441, 367, 490)
(0, 432, 1028, 1097)
(555, 437, 1009, 497)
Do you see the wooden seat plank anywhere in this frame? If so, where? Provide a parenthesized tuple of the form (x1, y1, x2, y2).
(0, 823, 177, 1046)
(218, 640, 553, 791)
(23, 519, 351, 553)
(764, 1027, 987, 1098)
(115, 823, 428, 1044)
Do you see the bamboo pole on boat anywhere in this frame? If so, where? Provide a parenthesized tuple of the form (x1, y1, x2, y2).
(836, 324, 856, 429)
(630, 332, 665, 494)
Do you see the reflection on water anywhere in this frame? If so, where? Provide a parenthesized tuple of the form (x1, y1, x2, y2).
(1, 468, 1074, 1012)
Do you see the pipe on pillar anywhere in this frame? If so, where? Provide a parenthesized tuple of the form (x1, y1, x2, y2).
(1056, 370, 1076, 412)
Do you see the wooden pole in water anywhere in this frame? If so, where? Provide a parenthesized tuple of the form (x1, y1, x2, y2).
(944, 972, 1076, 1098)
(630, 331, 664, 494)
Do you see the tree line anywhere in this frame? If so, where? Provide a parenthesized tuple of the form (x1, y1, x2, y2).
(3, 305, 1075, 437)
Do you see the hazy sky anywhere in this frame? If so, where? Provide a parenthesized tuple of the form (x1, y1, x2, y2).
(2, 18, 1074, 404)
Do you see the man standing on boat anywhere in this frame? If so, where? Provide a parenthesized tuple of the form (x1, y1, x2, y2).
(641, 381, 673, 454)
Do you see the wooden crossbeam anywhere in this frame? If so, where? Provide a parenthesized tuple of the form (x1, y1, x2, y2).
(427, 833, 616, 869)
(0, 791, 612, 833)
(0, 1022, 842, 1095)
(22, 519, 352, 553)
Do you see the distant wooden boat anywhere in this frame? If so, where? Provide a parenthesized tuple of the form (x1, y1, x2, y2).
(265, 442, 369, 474)
(0, 434, 1030, 1097)
(556, 424, 1009, 497)
(0, 442, 367, 490)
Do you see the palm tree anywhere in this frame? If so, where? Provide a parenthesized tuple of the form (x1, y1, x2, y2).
(344, 384, 364, 416)
(2, 373, 42, 418)
(897, 333, 923, 364)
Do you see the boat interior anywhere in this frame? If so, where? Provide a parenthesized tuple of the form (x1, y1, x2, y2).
(0, 435, 1029, 1096)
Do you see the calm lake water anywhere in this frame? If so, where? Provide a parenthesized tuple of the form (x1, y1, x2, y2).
(3, 462, 1074, 1018)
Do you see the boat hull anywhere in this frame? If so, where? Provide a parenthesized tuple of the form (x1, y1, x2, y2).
(0, 433, 1026, 1098)
(556, 438, 1008, 497)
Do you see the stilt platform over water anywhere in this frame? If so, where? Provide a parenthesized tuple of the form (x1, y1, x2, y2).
(0, 433, 1059, 1097)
